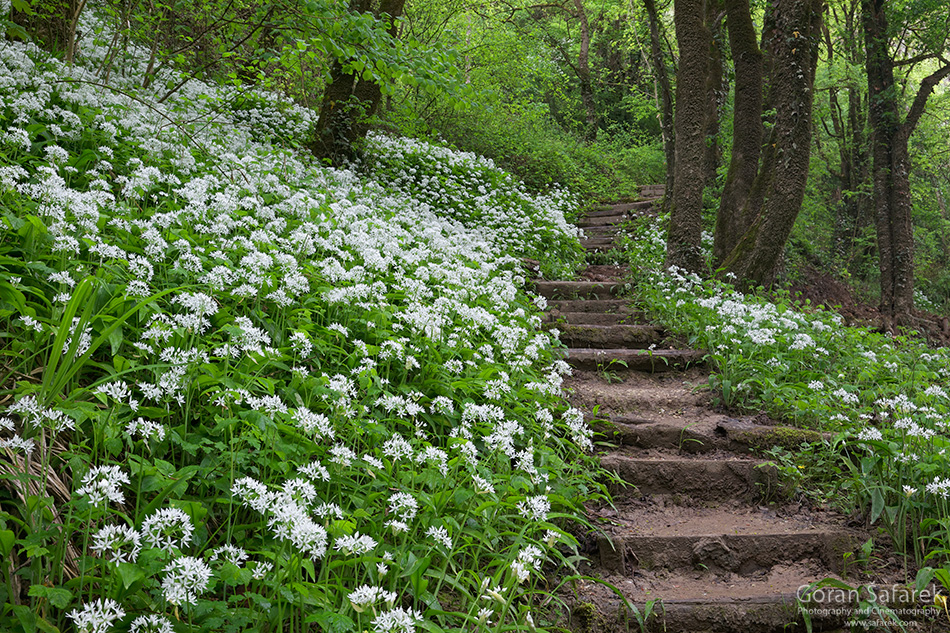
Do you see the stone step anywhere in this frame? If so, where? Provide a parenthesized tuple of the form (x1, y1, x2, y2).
(586, 206, 631, 218)
(565, 566, 856, 633)
(547, 299, 635, 313)
(593, 416, 824, 455)
(601, 454, 780, 501)
(533, 280, 628, 300)
(581, 237, 617, 250)
(552, 323, 662, 349)
(579, 225, 621, 237)
(596, 504, 856, 575)
(543, 311, 640, 326)
(578, 214, 627, 227)
(609, 200, 659, 214)
(564, 348, 705, 371)
(567, 372, 709, 414)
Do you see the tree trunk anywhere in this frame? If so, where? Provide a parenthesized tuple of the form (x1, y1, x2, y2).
(720, 0, 822, 286)
(574, 0, 599, 142)
(666, 0, 712, 273)
(310, 0, 406, 166)
(828, 2, 870, 264)
(643, 0, 675, 208)
(863, 0, 950, 323)
(712, 0, 762, 267)
(703, 0, 725, 187)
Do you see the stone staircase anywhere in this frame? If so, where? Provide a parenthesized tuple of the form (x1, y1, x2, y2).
(538, 186, 915, 633)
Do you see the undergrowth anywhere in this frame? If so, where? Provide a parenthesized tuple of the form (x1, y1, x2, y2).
(0, 14, 599, 633)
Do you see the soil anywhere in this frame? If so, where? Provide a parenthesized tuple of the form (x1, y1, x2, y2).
(786, 265, 950, 347)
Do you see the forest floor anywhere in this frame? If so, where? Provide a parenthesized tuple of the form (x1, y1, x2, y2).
(787, 266, 950, 348)
(536, 188, 950, 633)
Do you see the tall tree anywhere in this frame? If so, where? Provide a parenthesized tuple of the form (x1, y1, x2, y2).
(309, 0, 407, 166)
(665, 0, 711, 272)
(713, 0, 823, 286)
(643, 0, 676, 204)
(822, 1, 870, 264)
(711, 0, 761, 267)
(703, 0, 726, 187)
(861, 0, 950, 324)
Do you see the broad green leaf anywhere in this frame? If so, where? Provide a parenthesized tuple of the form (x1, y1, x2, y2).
(304, 609, 355, 633)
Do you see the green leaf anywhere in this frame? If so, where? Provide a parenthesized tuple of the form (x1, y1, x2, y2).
(28, 584, 73, 609)
(0, 529, 14, 558)
(13, 604, 37, 633)
(116, 562, 146, 590)
(304, 609, 355, 633)
(869, 487, 885, 525)
(107, 325, 123, 356)
(916, 567, 935, 594)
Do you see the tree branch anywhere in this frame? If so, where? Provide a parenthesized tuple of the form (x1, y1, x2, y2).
(893, 52, 937, 67)
(903, 63, 950, 136)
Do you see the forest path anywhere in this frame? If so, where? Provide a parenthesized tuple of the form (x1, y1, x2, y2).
(536, 187, 918, 633)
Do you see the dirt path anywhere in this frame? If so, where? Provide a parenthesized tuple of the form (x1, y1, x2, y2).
(538, 188, 941, 633)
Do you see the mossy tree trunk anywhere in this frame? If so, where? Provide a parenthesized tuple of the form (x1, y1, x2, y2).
(711, 0, 762, 268)
(643, 0, 675, 210)
(573, 0, 599, 142)
(665, 0, 712, 273)
(309, 0, 406, 167)
(719, 0, 823, 287)
(703, 0, 726, 188)
(861, 0, 950, 324)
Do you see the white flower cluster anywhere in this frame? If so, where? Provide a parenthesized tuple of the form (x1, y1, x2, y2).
(0, 24, 598, 628)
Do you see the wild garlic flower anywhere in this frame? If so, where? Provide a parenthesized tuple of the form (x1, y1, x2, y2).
(335, 532, 378, 555)
(129, 614, 175, 633)
(0, 434, 34, 455)
(65, 317, 93, 356)
(77, 465, 130, 508)
(251, 560, 274, 580)
(91, 524, 141, 564)
(292, 407, 333, 437)
(388, 492, 419, 522)
(429, 396, 454, 415)
(517, 495, 551, 522)
(926, 477, 950, 499)
(856, 428, 883, 442)
(126, 417, 166, 442)
(298, 460, 330, 482)
(349, 584, 397, 612)
(67, 598, 125, 633)
(564, 407, 594, 452)
(472, 474, 495, 494)
(372, 606, 423, 633)
(19, 315, 44, 332)
(330, 443, 357, 466)
(95, 380, 130, 402)
(425, 525, 452, 549)
(509, 545, 543, 584)
(161, 555, 213, 606)
(382, 434, 414, 461)
(416, 446, 448, 476)
(209, 544, 249, 567)
(140, 507, 195, 553)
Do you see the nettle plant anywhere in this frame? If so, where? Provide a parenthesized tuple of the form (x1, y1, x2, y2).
(0, 17, 598, 633)
(623, 216, 950, 580)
